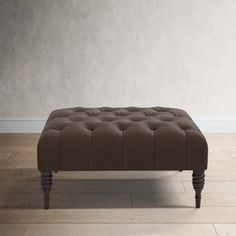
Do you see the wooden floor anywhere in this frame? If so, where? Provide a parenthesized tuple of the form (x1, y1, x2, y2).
(1, 134, 236, 235)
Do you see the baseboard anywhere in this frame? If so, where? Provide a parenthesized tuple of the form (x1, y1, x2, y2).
(193, 118, 236, 133)
(0, 117, 236, 133)
(0, 117, 46, 133)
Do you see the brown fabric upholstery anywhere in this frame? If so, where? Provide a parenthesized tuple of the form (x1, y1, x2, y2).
(37, 107, 208, 171)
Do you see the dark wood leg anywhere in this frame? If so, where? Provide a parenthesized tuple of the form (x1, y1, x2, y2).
(192, 170, 205, 208)
(40, 171, 53, 209)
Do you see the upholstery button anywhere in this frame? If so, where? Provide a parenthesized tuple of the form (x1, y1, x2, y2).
(146, 123, 159, 131)
(48, 107, 195, 134)
(178, 125, 191, 131)
(150, 126, 157, 131)
(86, 125, 95, 131)
(117, 124, 128, 131)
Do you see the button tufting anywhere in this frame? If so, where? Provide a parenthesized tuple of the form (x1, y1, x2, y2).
(84, 124, 95, 131)
(147, 125, 158, 131)
(117, 123, 129, 131)
(118, 126, 127, 131)
(178, 125, 192, 131)
(45, 107, 197, 134)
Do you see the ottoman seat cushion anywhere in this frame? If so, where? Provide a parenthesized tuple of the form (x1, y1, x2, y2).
(37, 107, 208, 171)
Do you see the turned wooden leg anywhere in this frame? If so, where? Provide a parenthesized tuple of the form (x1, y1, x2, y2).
(192, 170, 205, 208)
(40, 171, 53, 209)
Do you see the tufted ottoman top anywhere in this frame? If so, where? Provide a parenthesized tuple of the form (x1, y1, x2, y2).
(37, 107, 208, 171)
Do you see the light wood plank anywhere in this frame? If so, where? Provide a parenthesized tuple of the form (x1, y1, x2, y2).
(1, 208, 236, 223)
(208, 151, 234, 161)
(214, 224, 236, 236)
(230, 152, 236, 161)
(0, 223, 217, 236)
(201, 171, 236, 181)
(0, 143, 36, 153)
(0, 160, 36, 169)
(2, 192, 236, 209)
(8, 151, 37, 161)
(0, 180, 185, 193)
(0, 151, 37, 169)
(28, 169, 236, 182)
(0, 133, 39, 141)
(0, 151, 12, 161)
(0, 192, 131, 209)
(205, 133, 236, 152)
(206, 160, 236, 171)
(0, 169, 31, 181)
(29, 170, 193, 182)
(131, 192, 236, 207)
(184, 181, 236, 193)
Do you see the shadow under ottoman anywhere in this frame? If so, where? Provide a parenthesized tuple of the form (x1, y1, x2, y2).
(37, 106, 208, 209)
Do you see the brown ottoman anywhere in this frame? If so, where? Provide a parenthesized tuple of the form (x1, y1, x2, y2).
(37, 107, 208, 209)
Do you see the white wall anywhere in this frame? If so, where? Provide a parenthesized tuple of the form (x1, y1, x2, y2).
(1, 0, 236, 118)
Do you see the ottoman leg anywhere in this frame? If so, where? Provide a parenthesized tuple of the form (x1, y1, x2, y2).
(40, 171, 53, 209)
(192, 170, 205, 208)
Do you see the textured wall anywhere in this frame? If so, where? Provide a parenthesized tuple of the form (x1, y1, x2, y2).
(1, 0, 236, 117)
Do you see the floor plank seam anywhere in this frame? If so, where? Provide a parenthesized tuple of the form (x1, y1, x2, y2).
(212, 224, 220, 236)
(228, 152, 236, 161)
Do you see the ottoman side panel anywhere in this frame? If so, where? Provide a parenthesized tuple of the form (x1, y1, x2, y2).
(124, 124, 155, 170)
(186, 130, 208, 170)
(156, 126, 186, 170)
(60, 125, 90, 170)
(37, 130, 60, 171)
(91, 124, 123, 170)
